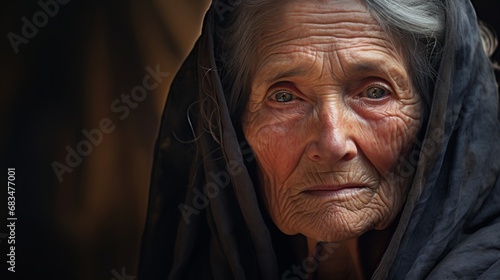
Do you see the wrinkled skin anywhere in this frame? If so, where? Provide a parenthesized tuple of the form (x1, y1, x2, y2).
(242, 0, 421, 249)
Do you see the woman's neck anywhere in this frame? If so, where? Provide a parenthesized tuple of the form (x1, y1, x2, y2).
(290, 226, 395, 280)
(305, 238, 364, 280)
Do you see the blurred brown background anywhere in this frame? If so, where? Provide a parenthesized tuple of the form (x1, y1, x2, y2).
(0, 1, 498, 279)
(1, 0, 210, 279)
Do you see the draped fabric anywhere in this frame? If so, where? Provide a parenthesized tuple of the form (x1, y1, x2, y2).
(138, 0, 500, 279)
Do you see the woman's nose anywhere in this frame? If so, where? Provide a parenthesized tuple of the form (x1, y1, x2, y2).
(306, 105, 357, 164)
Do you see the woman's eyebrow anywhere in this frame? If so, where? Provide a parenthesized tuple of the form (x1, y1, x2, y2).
(258, 58, 403, 85)
(349, 61, 392, 75)
(262, 67, 309, 84)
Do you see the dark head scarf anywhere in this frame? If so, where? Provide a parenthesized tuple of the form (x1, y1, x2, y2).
(138, 0, 500, 279)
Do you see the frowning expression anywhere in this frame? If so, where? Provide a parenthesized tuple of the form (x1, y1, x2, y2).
(242, 0, 421, 242)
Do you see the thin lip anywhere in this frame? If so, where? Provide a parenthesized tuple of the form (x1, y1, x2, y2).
(303, 184, 367, 192)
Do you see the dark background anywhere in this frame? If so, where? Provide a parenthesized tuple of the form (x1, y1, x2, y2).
(1, 1, 498, 279)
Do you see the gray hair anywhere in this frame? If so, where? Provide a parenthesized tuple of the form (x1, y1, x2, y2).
(216, 0, 446, 123)
(478, 21, 500, 71)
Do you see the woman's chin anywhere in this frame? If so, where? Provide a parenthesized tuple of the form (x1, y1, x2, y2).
(275, 212, 382, 243)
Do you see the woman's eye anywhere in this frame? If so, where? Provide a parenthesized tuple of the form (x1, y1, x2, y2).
(365, 86, 388, 99)
(273, 91, 295, 102)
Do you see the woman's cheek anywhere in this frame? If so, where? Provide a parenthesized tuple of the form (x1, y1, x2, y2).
(360, 108, 421, 175)
(362, 121, 404, 173)
(245, 117, 305, 184)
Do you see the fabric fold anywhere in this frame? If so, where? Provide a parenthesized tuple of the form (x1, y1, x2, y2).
(139, 0, 500, 279)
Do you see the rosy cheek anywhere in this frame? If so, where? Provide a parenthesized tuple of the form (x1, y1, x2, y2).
(360, 117, 419, 174)
(246, 120, 306, 184)
(365, 131, 399, 172)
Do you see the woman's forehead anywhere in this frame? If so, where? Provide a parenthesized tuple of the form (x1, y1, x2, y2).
(253, 1, 403, 85)
(274, 0, 374, 25)
(253, 49, 406, 86)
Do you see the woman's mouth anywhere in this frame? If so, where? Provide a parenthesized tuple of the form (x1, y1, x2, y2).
(303, 185, 368, 197)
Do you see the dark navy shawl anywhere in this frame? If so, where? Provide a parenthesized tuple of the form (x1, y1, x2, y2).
(138, 0, 500, 279)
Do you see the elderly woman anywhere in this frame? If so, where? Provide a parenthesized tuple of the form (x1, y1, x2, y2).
(138, 0, 500, 279)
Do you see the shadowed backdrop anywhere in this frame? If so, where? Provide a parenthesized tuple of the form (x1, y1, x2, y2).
(0, 1, 497, 279)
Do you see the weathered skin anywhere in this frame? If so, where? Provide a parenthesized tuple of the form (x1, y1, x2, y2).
(242, 0, 421, 278)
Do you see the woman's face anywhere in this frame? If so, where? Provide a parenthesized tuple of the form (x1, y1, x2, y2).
(242, 0, 422, 242)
